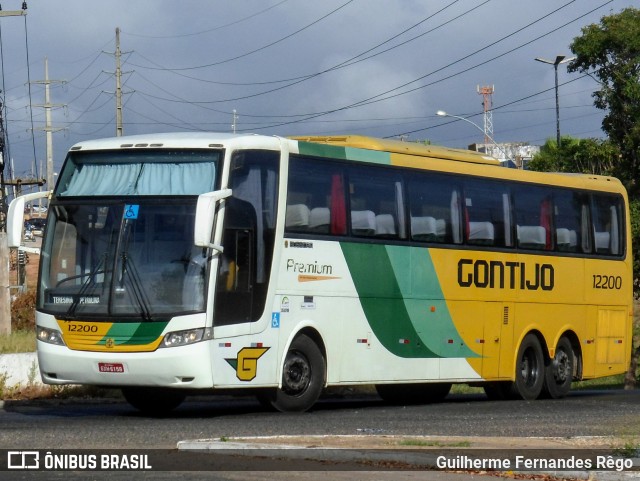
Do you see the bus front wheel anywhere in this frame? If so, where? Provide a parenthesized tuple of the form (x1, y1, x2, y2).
(513, 333, 545, 400)
(266, 334, 326, 412)
(122, 387, 186, 415)
(543, 336, 574, 399)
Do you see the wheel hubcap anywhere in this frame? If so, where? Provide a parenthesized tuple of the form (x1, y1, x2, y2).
(520, 347, 540, 387)
(282, 351, 311, 395)
(553, 349, 570, 383)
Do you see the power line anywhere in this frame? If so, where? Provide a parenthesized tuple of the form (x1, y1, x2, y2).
(122, 0, 290, 39)
(128, 0, 356, 71)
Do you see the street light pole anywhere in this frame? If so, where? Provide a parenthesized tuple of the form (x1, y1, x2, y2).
(534, 55, 575, 148)
(436, 110, 509, 161)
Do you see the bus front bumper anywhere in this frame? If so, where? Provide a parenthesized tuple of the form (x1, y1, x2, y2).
(37, 340, 214, 389)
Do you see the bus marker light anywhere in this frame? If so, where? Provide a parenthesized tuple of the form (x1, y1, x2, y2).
(476, 339, 485, 344)
(447, 339, 454, 344)
(430, 306, 436, 312)
(357, 339, 368, 344)
(399, 339, 410, 344)
(251, 342, 264, 348)
(219, 342, 232, 348)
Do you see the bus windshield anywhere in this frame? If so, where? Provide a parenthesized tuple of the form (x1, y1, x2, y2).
(39, 149, 221, 320)
(40, 201, 207, 320)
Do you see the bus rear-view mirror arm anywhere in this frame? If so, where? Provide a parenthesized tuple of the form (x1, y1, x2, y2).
(194, 188, 232, 252)
(7, 190, 52, 248)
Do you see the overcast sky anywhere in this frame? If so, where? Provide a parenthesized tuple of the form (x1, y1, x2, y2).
(0, 0, 636, 181)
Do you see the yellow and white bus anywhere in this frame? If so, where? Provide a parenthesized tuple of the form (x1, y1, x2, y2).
(7, 132, 633, 413)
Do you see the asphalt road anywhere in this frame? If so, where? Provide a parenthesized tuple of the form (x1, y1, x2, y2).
(2, 390, 640, 480)
(2, 389, 640, 448)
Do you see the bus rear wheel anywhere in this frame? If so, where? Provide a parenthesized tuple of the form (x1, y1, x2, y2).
(513, 333, 545, 400)
(265, 334, 325, 412)
(543, 336, 574, 399)
(122, 387, 186, 415)
(375, 382, 452, 405)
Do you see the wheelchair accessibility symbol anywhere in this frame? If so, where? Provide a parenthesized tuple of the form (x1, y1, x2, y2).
(123, 204, 139, 219)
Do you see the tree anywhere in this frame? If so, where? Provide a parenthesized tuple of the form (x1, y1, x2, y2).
(568, 9, 640, 387)
(568, 7, 640, 196)
(530, 136, 640, 388)
(528, 136, 619, 175)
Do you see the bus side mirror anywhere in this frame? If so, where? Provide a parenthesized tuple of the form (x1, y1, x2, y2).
(7, 191, 51, 248)
(194, 188, 232, 251)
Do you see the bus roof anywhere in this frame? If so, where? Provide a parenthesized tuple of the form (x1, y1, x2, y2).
(67, 132, 282, 152)
(290, 135, 501, 166)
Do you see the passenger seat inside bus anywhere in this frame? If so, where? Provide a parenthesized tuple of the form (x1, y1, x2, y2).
(411, 216, 446, 242)
(517, 225, 546, 249)
(351, 210, 376, 236)
(375, 214, 396, 237)
(556, 228, 577, 251)
(468, 221, 495, 245)
(285, 204, 310, 231)
(595, 231, 611, 254)
(309, 207, 330, 233)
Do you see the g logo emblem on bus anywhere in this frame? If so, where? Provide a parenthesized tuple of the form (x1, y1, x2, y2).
(225, 347, 270, 381)
(105, 338, 115, 349)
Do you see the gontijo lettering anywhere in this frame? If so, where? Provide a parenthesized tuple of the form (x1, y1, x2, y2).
(458, 258, 554, 291)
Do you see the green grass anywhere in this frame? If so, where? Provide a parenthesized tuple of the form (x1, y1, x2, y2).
(398, 439, 471, 448)
(0, 329, 36, 354)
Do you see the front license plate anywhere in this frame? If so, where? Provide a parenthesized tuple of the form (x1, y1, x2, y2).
(98, 362, 125, 373)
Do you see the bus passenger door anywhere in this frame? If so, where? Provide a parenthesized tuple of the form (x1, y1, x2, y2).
(213, 198, 256, 325)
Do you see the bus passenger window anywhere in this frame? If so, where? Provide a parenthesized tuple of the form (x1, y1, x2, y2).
(553, 189, 588, 253)
(348, 167, 404, 239)
(514, 185, 552, 250)
(591, 194, 624, 256)
(407, 173, 457, 244)
(463, 179, 511, 247)
(286, 157, 346, 236)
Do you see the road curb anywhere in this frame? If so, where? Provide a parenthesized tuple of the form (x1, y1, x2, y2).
(177, 435, 640, 480)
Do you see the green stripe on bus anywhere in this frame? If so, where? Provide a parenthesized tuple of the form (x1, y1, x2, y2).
(340, 242, 477, 358)
(344, 147, 390, 164)
(98, 321, 168, 346)
(297, 142, 390, 164)
(297, 142, 347, 160)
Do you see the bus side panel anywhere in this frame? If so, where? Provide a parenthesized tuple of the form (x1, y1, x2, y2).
(272, 239, 480, 385)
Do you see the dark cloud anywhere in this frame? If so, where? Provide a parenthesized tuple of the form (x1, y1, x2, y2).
(1, 0, 634, 178)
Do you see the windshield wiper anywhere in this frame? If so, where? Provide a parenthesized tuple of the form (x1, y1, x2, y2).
(63, 253, 108, 319)
(118, 251, 153, 322)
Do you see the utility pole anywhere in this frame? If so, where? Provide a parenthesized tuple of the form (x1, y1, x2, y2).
(231, 109, 239, 133)
(104, 28, 131, 137)
(31, 57, 66, 191)
(0, 3, 29, 335)
(115, 28, 124, 136)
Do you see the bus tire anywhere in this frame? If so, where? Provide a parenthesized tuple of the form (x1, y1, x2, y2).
(375, 382, 452, 405)
(543, 336, 574, 399)
(268, 334, 325, 412)
(122, 387, 186, 415)
(513, 333, 545, 400)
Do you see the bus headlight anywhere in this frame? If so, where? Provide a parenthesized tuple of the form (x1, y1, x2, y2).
(161, 327, 212, 348)
(37, 326, 65, 346)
